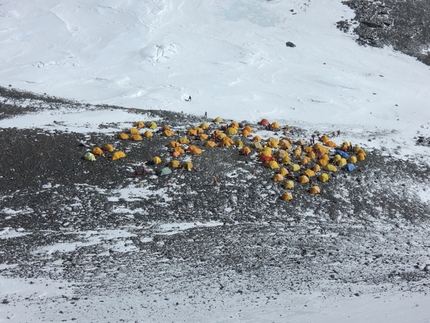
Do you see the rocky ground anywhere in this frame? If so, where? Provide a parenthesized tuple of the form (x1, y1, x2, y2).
(0, 84, 429, 321)
(338, 0, 430, 66)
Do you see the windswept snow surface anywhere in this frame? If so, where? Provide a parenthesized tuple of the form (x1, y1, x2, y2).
(1, 0, 430, 322)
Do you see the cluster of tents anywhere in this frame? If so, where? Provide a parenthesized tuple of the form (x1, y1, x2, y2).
(83, 117, 367, 200)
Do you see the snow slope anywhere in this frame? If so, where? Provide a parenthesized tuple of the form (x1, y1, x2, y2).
(1, 0, 430, 322)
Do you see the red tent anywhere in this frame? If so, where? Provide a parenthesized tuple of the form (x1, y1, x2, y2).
(259, 118, 269, 126)
(259, 155, 272, 163)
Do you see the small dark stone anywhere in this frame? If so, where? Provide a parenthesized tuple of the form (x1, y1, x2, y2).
(286, 41, 296, 48)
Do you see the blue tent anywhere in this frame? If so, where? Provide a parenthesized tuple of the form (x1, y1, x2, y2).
(343, 163, 355, 172)
(335, 149, 349, 158)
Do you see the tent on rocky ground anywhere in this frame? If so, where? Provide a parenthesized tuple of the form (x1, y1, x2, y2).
(152, 156, 162, 164)
(169, 160, 181, 168)
(230, 121, 239, 129)
(325, 140, 337, 148)
(131, 134, 143, 141)
(343, 163, 356, 172)
(295, 139, 306, 146)
(188, 146, 202, 155)
(279, 139, 292, 150)
(205, 141, 218, 148)
(281, 191, 293, 200)
(135, 121, 145, 128)
(242, 129, 251, 137)
(103, 144, 115, 152)
(163, 129, 175, 137)
(226, 127, 238, 135)
(348, 155, 357, 164)
(118, 133, 129, 140)
(270, 122, 280, 130)
(288, 164, 301, 172)
(235, 140, 244, 148)
(148, 121, 157, 129)
(168, 141, 180, 148)
(252, 135, 261, 142)
(320, 135, 329, 144)
(183, 161, 193, 171)
(273, 173, 284, 182)
(318, 173, 329, 182)
(112, 151, 126, 161)
(213, 117, 223, 123)
(259, 118, 269, 126)
(143, 130, 153, 138)
(323, 164, 338, 172)
(92, 147, 103, 155)
(240, 146, 251, 155)
(251, 141, 263, 149)
(298, 175, 309, 184)
(280, 155, 291, 165)
(278, 167, 289, 176)
(84, 152, 96, 161)
(130, 127, 140, 135)
(309, 186, 321, 194)
(312, 164, 321, 172)
(260, 155, 272, 163)
(357, 152, 366, 161)
(293, 147, 302, 157)
(336, 158, 347, 167)
(265, 160, 280, 169)
(303, 169, 315, 178)
(179, 137, 190, 144)
(200, 133, 209, 140)
(244, 125, 253, 132)
(284, 180, 295, 189)
(260, 147, 273, 157)
(301, 156, 311, 165)
(318, 158, 329, 166)
(200, 121, 210, 129)
(160, 167, 172, 175)
(336, 149, 349, 158)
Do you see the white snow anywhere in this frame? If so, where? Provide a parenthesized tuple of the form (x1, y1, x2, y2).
(1, 0, 430, 321)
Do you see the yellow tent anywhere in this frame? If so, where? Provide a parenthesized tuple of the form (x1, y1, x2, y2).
(312, 164, 321, 172)
(278, 167, 289, 176)
(213, 117, 223, 123)
(135, 121, 145, 128)
(152, 156, 162, 164)
(168, 141, 181, 148)
(260, 147, 273, 157)
(301, 156, 311, 165)
(235, 139, 244, 148)
(187, 128, 198, 137)
(304, 146, 313, 153)
(298, 175, 309, 184)
(318, 173, 329, 182)
(348, 155, 357, 164)
(284, 180, 295, 189)
(92, 147, 103, 155)
(267, 137, 279, 148)
(281, 191, 293, 201)
(251, 141, 263, 149)
(118, 133, 129, 140)
(163, 129, 175, 137)
(280, 155, 291, 165)
(130, 127, 140, 135)
(320, 135, 329, 144)
(242, 129, 251, 137)
(130, 134, 143, 141)
(275, 149, 288, 159)
(270, 121, 280, 130)
(279, 139, 292, 150)
(162, 125, 171, 131)
(325, 140, 337, 148)
(173, 147, 185, 155)
(188, 145, 202, 155)
(303, 169, 315, 178)
(309, 186, 321, 194)
(84, 152, 96, 161)
(179, 137, 190, 144)
(230, 121, 239, 129)
(337, 158, 347, 167)
(148, 121, 157, 129)
(169, 160, 180, 168)
(357, 153, 366, 161)
(200, 122, 210, 129)
(205, 141, 218, 148)
(318, 158, 329, 167)
(183, 161, 194, 171)
(112, 151, 126, 160)
(143, 130, 153, 138)
(240, 146, 251, 155)
(221, 137, 234, 147)
(103, 144, 115, 152)
(308, 151, 316, 159)
(288, 164, 301, 172)
(273, 173, 284, 182)
(265, 160, 280, 169)
(333, 154, 342, 162)
(200, 133, 209, 140)
(293, 147, 302, 157)
(194, 127, 204, 134)
(323, 164, 338, 172)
